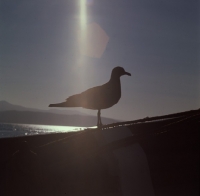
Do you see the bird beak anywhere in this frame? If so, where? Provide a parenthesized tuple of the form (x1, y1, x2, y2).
(124, 71, 131, 76)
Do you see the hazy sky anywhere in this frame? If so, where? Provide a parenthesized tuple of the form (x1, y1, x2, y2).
(1, 0, 199, 121)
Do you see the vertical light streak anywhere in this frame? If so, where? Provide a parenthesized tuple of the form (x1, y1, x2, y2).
(80, 0, 87, 29)
(79, 0, 87, 59)
(76, 0, 88, 90)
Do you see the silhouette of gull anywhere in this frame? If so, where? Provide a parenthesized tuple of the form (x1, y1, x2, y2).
(49, 67, 131, 127)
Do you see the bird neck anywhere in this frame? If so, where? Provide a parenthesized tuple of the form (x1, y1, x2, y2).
(110, 73, 121, 81)
(109, 76, 121, 92)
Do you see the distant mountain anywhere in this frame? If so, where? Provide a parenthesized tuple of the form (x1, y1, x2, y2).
(0, 100, 87, 116)
(0, 111, 117, 127)
(0, 101, 118, 126)
(0, 100, 33, 111)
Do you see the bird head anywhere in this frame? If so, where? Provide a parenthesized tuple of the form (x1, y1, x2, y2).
(111, 67, 131, 79)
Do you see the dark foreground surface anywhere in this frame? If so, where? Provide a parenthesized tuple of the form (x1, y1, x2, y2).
(0, 109, 199, 195)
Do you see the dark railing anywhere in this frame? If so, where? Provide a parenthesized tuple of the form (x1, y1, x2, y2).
(0, 109, 199, 195)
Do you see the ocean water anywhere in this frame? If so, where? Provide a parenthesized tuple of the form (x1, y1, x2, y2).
(0, 123, 87, 138)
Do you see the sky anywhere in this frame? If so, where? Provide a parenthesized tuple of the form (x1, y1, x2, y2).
(0, 0, 199, 121)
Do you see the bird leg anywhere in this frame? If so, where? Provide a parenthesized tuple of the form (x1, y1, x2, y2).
(97, 110, 100, 127)
(97, 109, 102, 128)
(99, 110, 102, 126)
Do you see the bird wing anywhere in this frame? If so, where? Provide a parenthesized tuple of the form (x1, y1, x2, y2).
(79, 85, 105, 109)
(66, 82, 119, 110)
(50, 79, 121, 110)
(65, 84, 104, 109)
(50, 83, 111, 109)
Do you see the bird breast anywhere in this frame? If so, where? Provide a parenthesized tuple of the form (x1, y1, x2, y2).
(81, 79, 121, 110)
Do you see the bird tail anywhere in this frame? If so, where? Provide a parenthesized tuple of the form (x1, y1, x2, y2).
(49, 94, 82, 108)
(49, 102, 69, 107)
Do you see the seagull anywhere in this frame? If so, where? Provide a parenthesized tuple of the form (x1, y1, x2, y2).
(49, 67, 131, 127)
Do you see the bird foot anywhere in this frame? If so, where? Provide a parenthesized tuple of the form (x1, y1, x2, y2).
(97, 123, 103, 129)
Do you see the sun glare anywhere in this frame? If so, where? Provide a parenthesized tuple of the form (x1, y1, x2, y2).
(78, 0, 109, 60)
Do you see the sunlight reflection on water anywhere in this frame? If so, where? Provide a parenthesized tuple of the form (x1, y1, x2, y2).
(0, 123, 87, 138)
